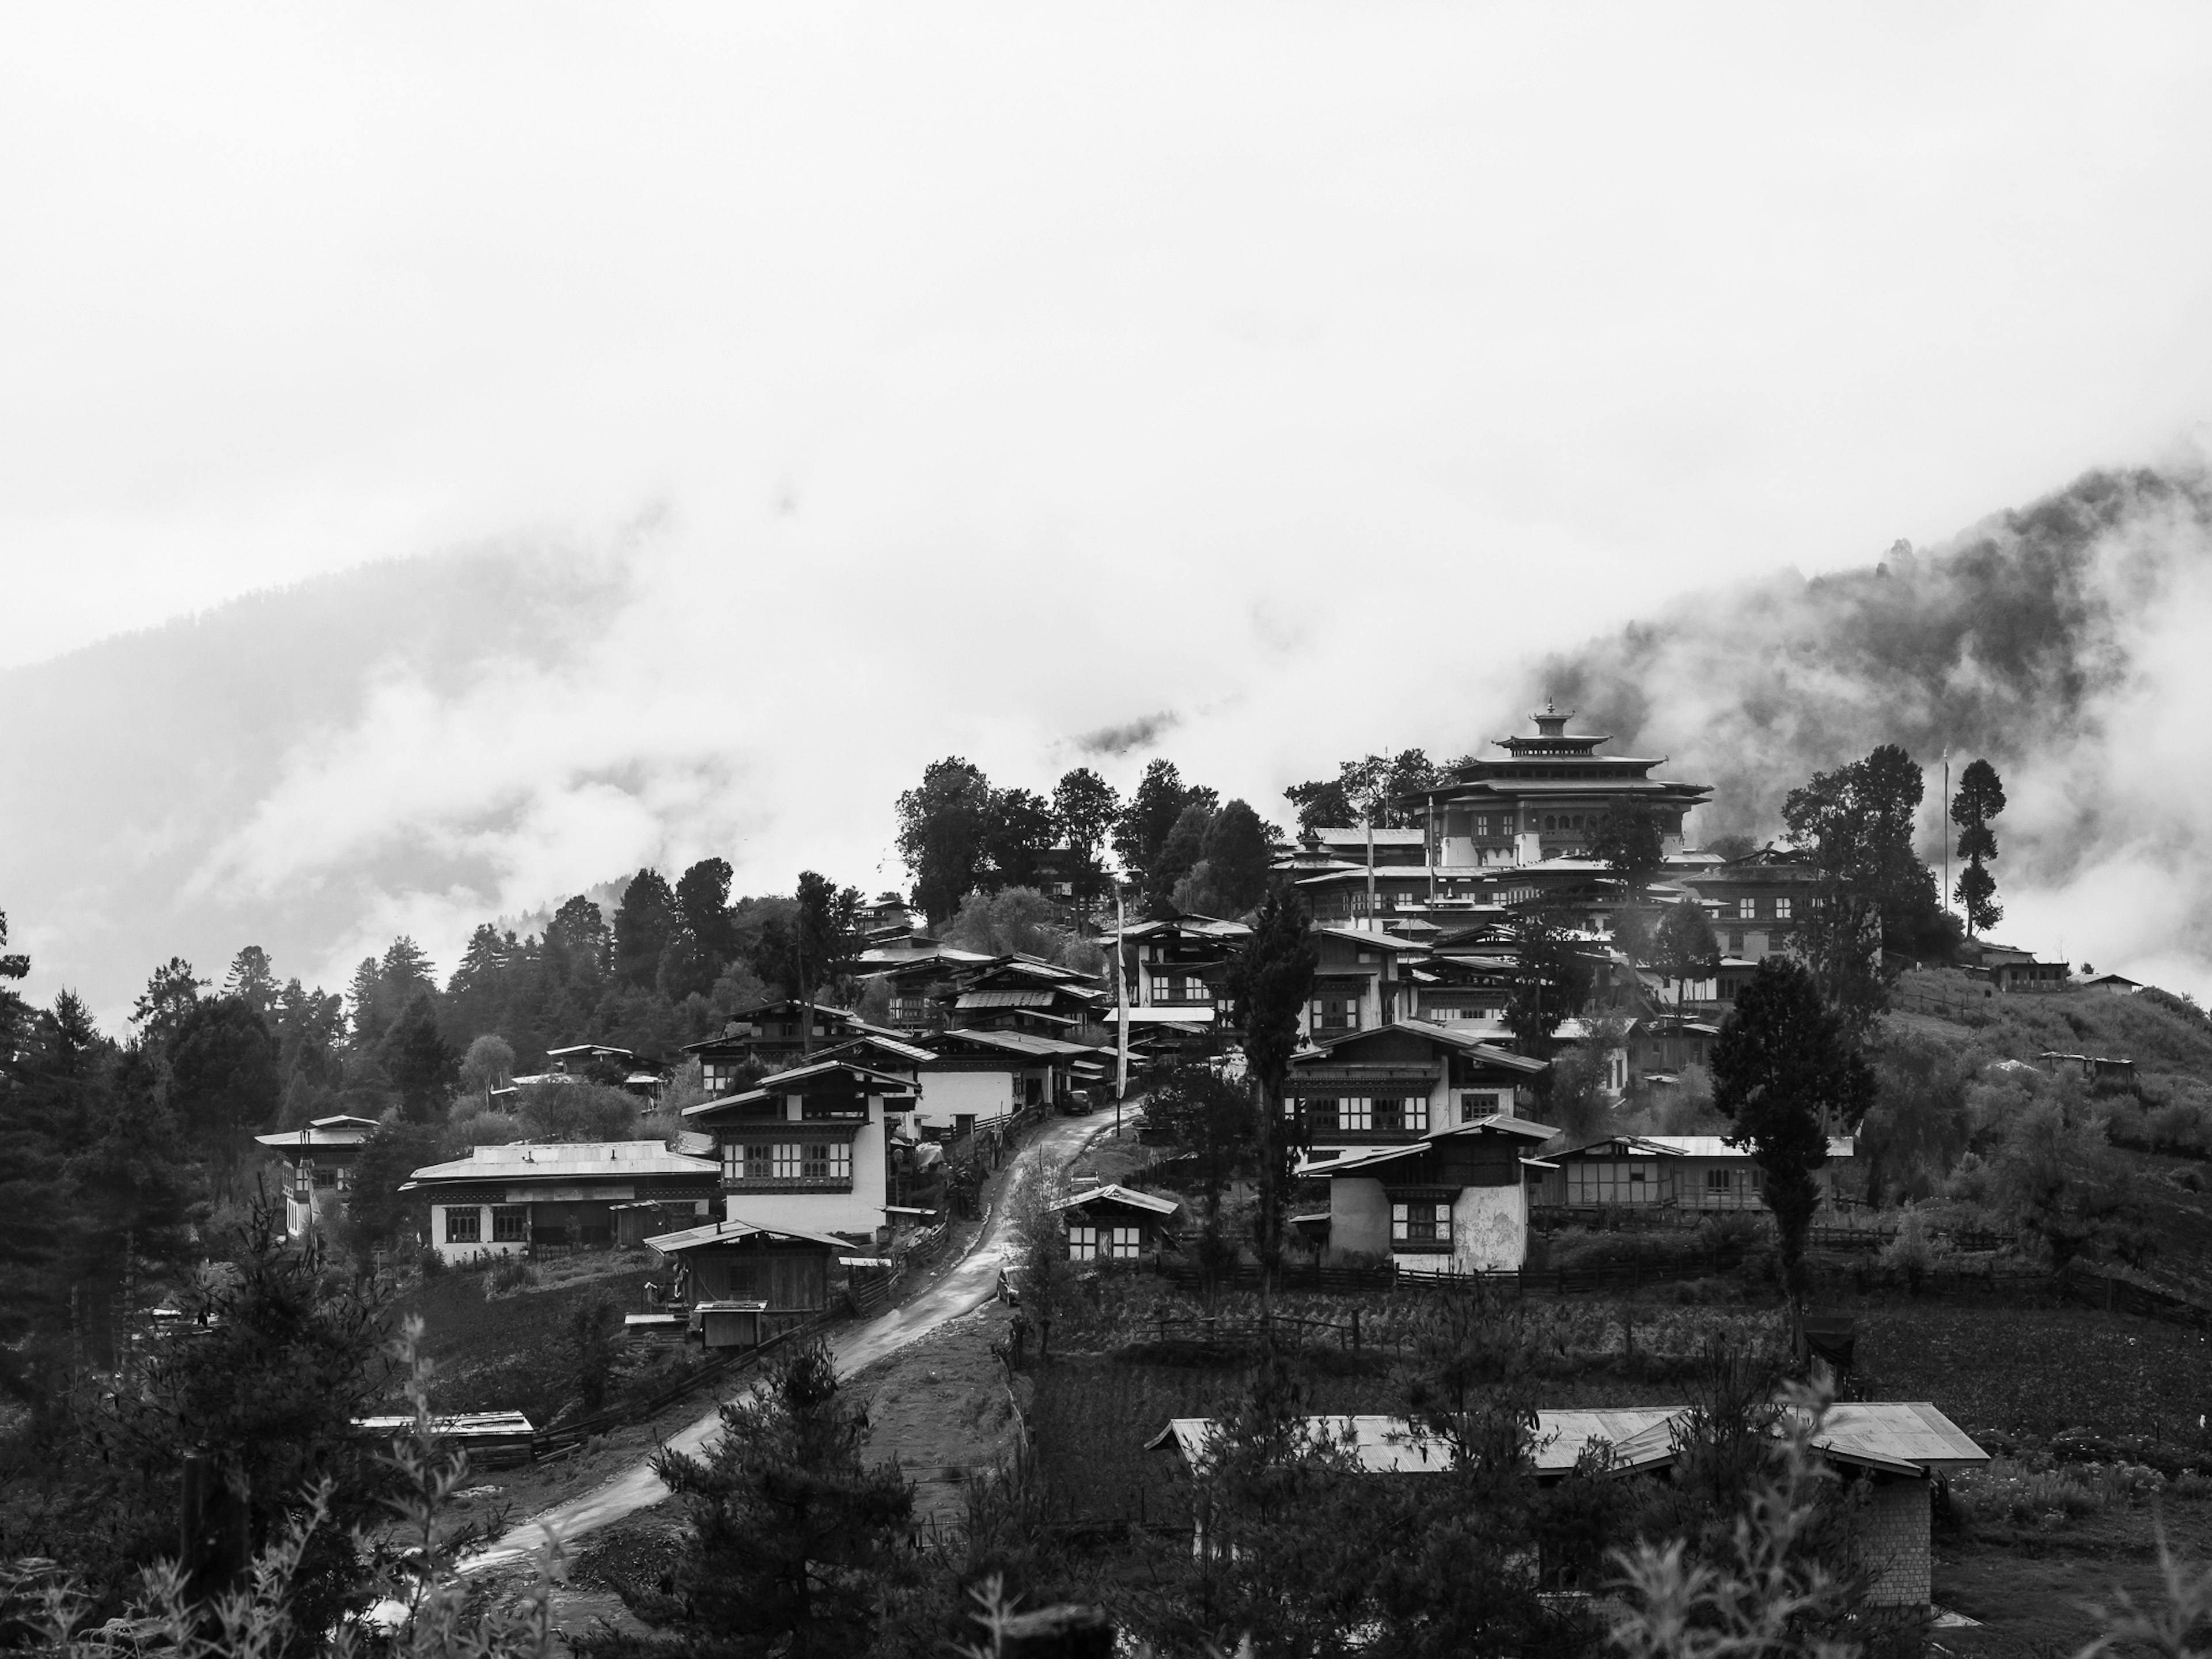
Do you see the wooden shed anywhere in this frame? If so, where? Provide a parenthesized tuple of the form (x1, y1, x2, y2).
(1054, 1183, 1180, 1262)
(645, 1217, 854, 1349)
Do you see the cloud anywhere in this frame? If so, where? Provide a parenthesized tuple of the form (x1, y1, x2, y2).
(1533, 465, 2212, 986)
(1069, 711, 1182, 757)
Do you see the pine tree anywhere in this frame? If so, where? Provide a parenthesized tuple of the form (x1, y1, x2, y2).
(613, 869, 678, 989)
(1226, 889, 1318, 1285)
(649, 1340, 912, 1658)
(1950, 757, 2008, 938)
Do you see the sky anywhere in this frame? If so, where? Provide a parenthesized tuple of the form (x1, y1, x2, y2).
(4, 4, 2212, 1020)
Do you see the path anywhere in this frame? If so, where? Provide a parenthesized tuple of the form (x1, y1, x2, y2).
(462, 1107, 1130, 1572)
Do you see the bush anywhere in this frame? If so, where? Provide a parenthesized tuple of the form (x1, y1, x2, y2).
(1876, 1203, 1946, 1291)
(489, 1259, 537, 1294)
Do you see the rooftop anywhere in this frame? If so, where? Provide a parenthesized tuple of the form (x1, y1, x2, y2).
(404, 1140, 718, 1186)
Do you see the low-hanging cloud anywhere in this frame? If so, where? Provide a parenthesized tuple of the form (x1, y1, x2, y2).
(1533, 467, 2212, 991)
(1070, 711, 1182, 757)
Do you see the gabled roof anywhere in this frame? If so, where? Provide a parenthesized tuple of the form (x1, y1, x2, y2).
(808, 1033, 936, 1067)
(681, 1059, 918, 1118)
(922, 1027, 1103, 1060)
(253, 1114, 380, 1151)
(643, 1218, 859, 1255)
(1055, 1183, 1180, 1217)
(545, 1043, 637, 1060)
(1312, 926, 1431, 953)
(1300, 1020, 1547, 1074)
(1304, 1112, 1559, 1175)
(404, 1141, 718, 1186)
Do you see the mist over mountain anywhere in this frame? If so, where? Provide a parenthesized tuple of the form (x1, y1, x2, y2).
(1537, 466, 2212, 987)
(5, 463, 2210, 1026)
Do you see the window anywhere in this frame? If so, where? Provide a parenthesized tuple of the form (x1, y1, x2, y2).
(1310, 995, 1359, 1033)
(1728, 931, 1745, 955)
(1107, 1226, 1142, 1259)
(312, 1165, 338, 1189)
(1738, 897, 1756, 920)
(771, 1143, 804, 1179)
(1336, 1097, 1373, 1132)
(1461, 1091, 1503, 1122)
(1774, 897, 1793, 921)
(1706, 1168, 1733, 1190)
(703, 1062, 743, 1094)
(1373, 1096, 1427, 1133)
(444, 1207, 482, 1244)
(491, 1206, 528, 1243)
(802, 1142, 853, 1183)
(1067, 1224, 1097, 1260)
(1391, 1202, 1450, 1246)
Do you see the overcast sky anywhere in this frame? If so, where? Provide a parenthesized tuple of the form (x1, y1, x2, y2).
(5, 4, 2212, 1016)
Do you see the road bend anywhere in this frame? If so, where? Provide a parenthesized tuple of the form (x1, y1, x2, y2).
(460, 1106, 1130, 1574)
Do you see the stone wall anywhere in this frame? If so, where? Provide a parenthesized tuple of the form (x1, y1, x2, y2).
(1859, 1476, 1930, 1607)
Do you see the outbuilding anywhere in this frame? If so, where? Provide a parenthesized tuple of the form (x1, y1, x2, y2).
(1055, 1183, 1181, 1262)
(403, 1140, 721, 1264)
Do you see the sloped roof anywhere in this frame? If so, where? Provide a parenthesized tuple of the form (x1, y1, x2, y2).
(681, 1059, 918, 1118)
(809, 1033, 936, 1066)
(253, 1115, 380, 1151)
(924, 1027, 1103, 1060)
(1313, 926, 1432, 953)
(1301, 1020, 1546, 1073)
(405, 1141, 718, 1186)
(1054, 1183, 1180, 1217)
(956, 988, 1056, 1010)
(643, 1217, 858, 1254)
(1147, 1402, 1984, 1478)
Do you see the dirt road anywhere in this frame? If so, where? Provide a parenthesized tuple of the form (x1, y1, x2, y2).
(462, 1108, 1125, 1573)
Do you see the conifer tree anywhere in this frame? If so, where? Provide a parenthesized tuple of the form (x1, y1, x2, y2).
(1226, 888, 1317, 1286)
(647, 1340, 912, 1658)
(1950, 757, 2007, 938)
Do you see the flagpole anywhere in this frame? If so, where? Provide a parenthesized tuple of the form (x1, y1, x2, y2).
(1115, 887, 1130, 1138)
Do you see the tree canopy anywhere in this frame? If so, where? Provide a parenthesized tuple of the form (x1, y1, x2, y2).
(1950, 756, 2007, 938)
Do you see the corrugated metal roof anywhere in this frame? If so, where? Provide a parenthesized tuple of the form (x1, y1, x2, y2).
(1054, 1183, 1179, 1217)
(957, 988, 1056, 1009)
(407, 1141, 718, 1185)
(644, 1218, 858, 1253)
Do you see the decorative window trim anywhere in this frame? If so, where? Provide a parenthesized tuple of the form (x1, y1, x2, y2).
(444, 1207, 482, 1244)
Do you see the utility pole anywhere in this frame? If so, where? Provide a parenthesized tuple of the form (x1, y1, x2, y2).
(1941, 748, 1951, 921)
(1115, 887, 1129, 1139)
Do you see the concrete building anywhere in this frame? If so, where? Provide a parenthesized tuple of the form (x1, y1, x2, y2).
(1300, 1113, 1557, 1274)
(404, 1140, 721, 1264)
(681, 1058, 916, 1240)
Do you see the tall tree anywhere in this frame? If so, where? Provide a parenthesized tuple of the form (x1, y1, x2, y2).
(166, 995, 283, 1161)
(1589, 800, 1668, 900)
(1113, 760, 1215, 890)
(895, 757, 997, 924)
(649, 1339, 913, 1659)
(0, 924, 77, 1381)
(753, 873, 863, 1056)
(1783, 744, 1952, 960)
(344, 956, 387, 1050)
(613, 869, 679, 989)
(983, 787, 1056, 891)
(1283, 775, 1355, 832)
(1226, 888, 1319, 1289)
(675, 857, 738, 966)
(1199, 798, 1276, 914)
(1146, 800, 1217, 915)
(1051, 766, 1120, 910)
(378, 936, 437, 1005)
(1653, 900, 1722, 1023)
(546, 895, 612, 988)
(1950, 757, 2008, 940)
(131, 956, 207, 1053)
(383, 993, 459, 1122)
(220, 946, 278, 1016)
(67, 1046, 199, 1359)
(1710, 958, 1874, 1323)
(1504, 913, 1593, 1083)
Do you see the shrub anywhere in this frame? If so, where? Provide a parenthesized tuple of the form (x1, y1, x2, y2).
(488, 1259, 537, 1294)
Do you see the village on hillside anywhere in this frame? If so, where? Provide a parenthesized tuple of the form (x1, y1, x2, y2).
(8, 704, 2211, 1657)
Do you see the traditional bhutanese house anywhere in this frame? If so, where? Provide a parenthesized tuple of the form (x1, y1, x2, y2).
(1297, 1114, 1557, 1273)
(930, 956, 1108, 1037)
(1285, 1021, 1547, 1160)
(403, 1140, 723, 1264)
(1304, 927, 1431, 1038)
(1626, 1015, 1721, 1086)
(1146, 1402, 1985, 1608)
(1296, 865, 1453, 928)
(1055, 1182, 1181, 1262)
(682, 1002, 882, 1091)
(1417, 706, 1713, 870)
(1113, 915, 1252, 1014)
(542, 1043, 671, 1100)
(911, 1027, 1107, 1134)
(1285, 824, 1433, 870)
(1532, 1134, 1857, 1210)
(253, 1115, 380, 1239)
(681, 1059, 915, 1241)
(805, 1032, 936, 1090)
(643, 1217, 857, 1349)
(1679, 845, 1823, 964)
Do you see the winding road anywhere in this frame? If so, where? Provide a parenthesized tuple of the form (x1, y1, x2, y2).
(461, 1107, 1125, 1573)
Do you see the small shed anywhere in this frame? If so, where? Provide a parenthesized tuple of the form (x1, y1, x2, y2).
(646, 1217, 856, 1348)
(1054, 1183, 1180, 1262)
(354, 1409, 537, 1469)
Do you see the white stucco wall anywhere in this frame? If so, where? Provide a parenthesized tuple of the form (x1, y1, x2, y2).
(722, 1126, 889, 1239)
(427, 1203, 531, 1265)
(1449, 1183, 1527, 1272)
